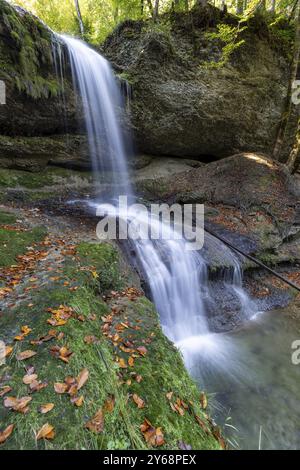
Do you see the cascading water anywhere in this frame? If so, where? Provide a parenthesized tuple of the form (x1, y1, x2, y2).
(55, 36, 300, 450)
(58, 35, 254, 347)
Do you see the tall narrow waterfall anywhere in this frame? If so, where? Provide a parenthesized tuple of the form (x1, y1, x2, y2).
(62, 36, 132, 197)
(60, 35, 254, 347)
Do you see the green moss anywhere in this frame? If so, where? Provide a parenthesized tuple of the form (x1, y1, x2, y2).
(0, 241, 220, 450)
(0, 168, 92, 190)
(0, 225, 47, 267)
(0, 210, 17, 225)
(0, 0, 61, 99)
(77, 242, 124, 293)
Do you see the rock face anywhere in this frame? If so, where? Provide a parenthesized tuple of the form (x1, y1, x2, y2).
(0, 0, 86, 169)
(135, 153, 300, 264)
(103, 5, 294, 161)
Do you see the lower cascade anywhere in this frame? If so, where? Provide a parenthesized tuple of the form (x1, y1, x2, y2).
(60, 35, 255, 345)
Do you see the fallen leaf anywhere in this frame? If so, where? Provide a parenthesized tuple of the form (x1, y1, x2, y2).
(136, 375, 143, 383)
(54, 382, 68, 394)
(23, 374, 38, 385)
(200, 392, 208, 410)
(140, 419, 164, 447)
(39, 403, 54, 414)
(84, 335, 98, 344)
(178, 440, 192, 450)
(166, 391, 173, 401)
(71, 396, 84, 407)
(85, 409, 104, 433)
(4, 396, 32, 413)
(36, 423, 55, 440)
(4, 346, 13, 358)
(132, 394, 145, 409)
(77, 368, 89, 390)
(128, 357, 134, 367)
(0, 386, 12, 397)
(136, 346, 147, 357)
(104, 394, 115, 412)
(16, 350, 37, 361)
(0, 424, 14, 444)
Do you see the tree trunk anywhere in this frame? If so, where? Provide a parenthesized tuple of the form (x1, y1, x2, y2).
(153, 0, 160, 21)
(236, 0, 244, 15)
(273, 2, 300, 160)
(286, 118, 300, 173)
(74, 0, 84, 37)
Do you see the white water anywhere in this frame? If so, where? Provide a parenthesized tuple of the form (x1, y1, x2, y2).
(58, 35, 255, 345)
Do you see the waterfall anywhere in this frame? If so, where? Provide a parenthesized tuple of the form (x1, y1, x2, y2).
(59, 35, 255, 347)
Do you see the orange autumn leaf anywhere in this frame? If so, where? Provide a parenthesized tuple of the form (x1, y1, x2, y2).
(39, 403, 54, 414)
(103, 395, 115, 413)
(85, 409, 104, 433)
(16, 350, 37, 361)
(128, 357, 134, 367)
(118, 358, 127, 369)
(36, 423, 55, 440)
(0, 424, 14, 445)
(140, 419, 164, 447)
(76, 368, 89, 390)
(54, 382, 68, 394)
(200, 392, 208, 410)
(132, 394, 145, 409)
(0, 386, 12, 397)
(4, 396, 32, 414)
(71, 396, 84, 407)
(4, 346, 13, 358)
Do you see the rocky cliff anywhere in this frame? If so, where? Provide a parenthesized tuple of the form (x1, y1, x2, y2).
(103, 5, 295, 161)
(0, 0, 87, 170)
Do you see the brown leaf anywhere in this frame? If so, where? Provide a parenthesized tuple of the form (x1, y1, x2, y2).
(136, 375, 143, 383)
(136, 346, 147, 357)
(166, 391, 173, 401)
(84, 335, 98, 344)
(199, 392, 208, 410)
(76, 368, 89, 390)
(4, 396, 32, 413)
(23, 374, 38, 385)
(128, 356, 134, 367)
(71, 396, 84, 407)
(36, 423, 55, 440)
(85, 409, 104, 433)
(39, 403, 54, 414)
(16, 350, 37, 361)
(132, 393, 145, 409)
(0, 424, 14, 445)
(103, 394, 115, 413)
(54, 382, 68, 394)
(4, 346, 13, 358)
(0, 386, 12, 397)
(140, 419, 164, 447)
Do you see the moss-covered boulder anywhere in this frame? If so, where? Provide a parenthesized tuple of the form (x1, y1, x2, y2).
(0, 0, 79, 137)
(103, 5, 296, 161)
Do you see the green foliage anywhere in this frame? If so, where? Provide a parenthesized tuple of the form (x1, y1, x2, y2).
(205, 23, 246, 67)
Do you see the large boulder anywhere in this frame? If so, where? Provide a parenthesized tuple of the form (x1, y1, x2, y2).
(103, 5, 295, 161)
(135, 152, 300, 264)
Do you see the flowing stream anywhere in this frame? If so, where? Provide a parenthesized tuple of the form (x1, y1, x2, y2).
(55, 35, 300, 449)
